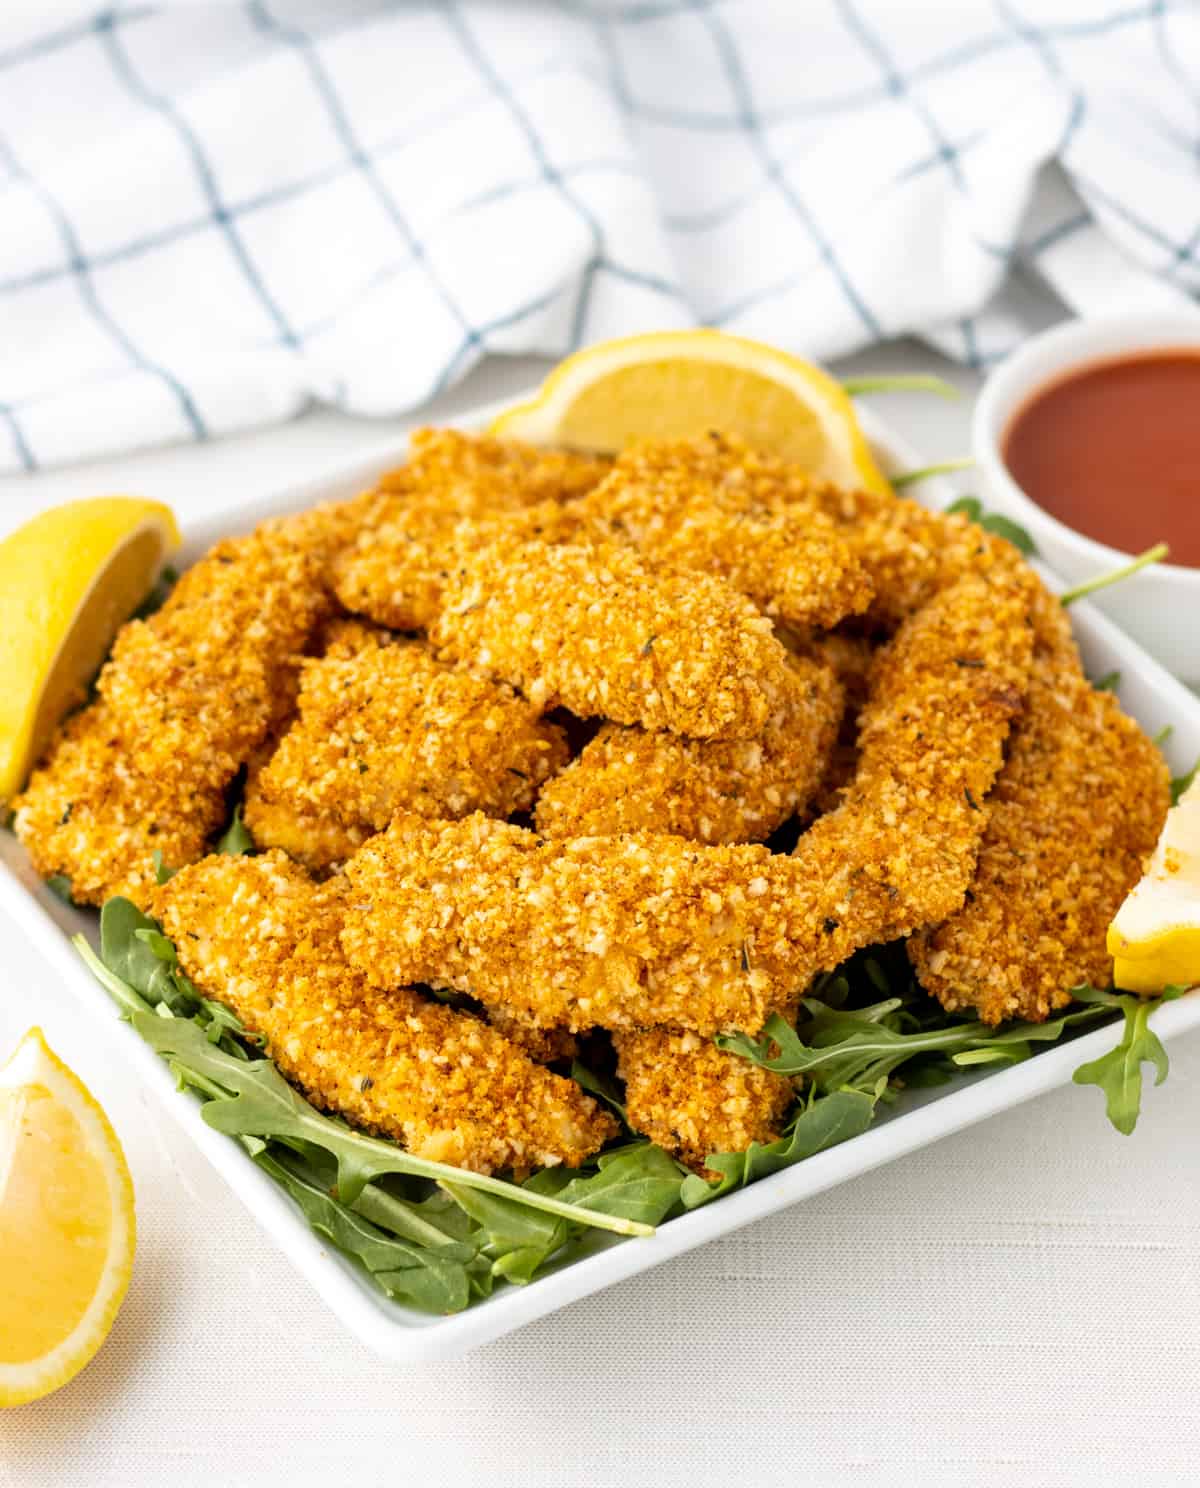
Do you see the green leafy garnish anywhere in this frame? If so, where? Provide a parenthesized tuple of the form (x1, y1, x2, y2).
(681, 1089, 876, 1208)
(842, 374, 959, 399)
(1070, 987, 1183, 1134)
(1171, 758, 1198, 805)
(1059, 543, 1169, 607)
(944, 495, 1036, 554)
(891, 457, 975, 488)
(72, 900, 662, 1314)
(45, 874, 75, 905)
(216, 804, 254, 856)
(1093, 671, 1122, 693)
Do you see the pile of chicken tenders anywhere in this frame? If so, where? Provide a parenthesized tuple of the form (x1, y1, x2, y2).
(15, 429, 1169, 1174)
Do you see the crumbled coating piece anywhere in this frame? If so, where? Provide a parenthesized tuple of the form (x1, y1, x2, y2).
(566, 434, 873, 627)
(241, 791, 371, 874)
(431, 536, 791, 738)
(791, 572, 1035, 964)
(331, 429, 607, 630)
(534, 652, 843, 843)
(908, 633, 1170, 1024)
(12, 702, 217, 907)
(152, 851, 617, 1174)
(614, 1027, 793, 1175)
(486, 1007, 579, 1065)
(14, 527, 329, 905)
(376, 427, 611, 504)
(243, 620, 567, 869)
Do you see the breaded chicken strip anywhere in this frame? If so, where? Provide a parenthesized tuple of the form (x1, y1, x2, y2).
(332, 430, 607, 630)
(15, 528, 329, 905)
(565, 434, 872, 627)
(534, 651, 842, 844)
(152, 852, 617, 1174)
(341, 814, 800, 1035)
(431, 537, 791, 738)
(613, 1027, 794, 1175)
(244, 621, 567, 870)
(908, 614, 1170, 1023)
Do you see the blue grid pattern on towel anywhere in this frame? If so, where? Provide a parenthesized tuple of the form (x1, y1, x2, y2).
(0, 0, 1196, 471)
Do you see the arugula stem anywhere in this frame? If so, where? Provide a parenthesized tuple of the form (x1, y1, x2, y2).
(891, 457, 975, 489)
(842, 374, 960, 399)
(73, 935, 152, 1019)
(1059, 543, 1169, 607)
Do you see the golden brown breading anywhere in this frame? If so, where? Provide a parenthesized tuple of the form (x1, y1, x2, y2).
(240, 792, 371, 874)
(244, 621, 567, 869)
(566, 434, 873, 627)
(152, 851, 617, 1174)
(331, 429, 607, 630)
(790, 572, 1035, 963)
(908, 625, 1170, 1023)
(485, 1007, 579, 1065)
(534, 652, 842, 843)
(341, 813, 802, 1035)
(614, 1028, 793, 1175)
(431, 537, 792, 738)
(376, 426, 611, 504)
(14, 527, 329, 905)
(12, 701, 217, 907)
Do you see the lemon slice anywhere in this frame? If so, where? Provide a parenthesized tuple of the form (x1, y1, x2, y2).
(1109, 775, 1200, 993)
(0, 497, 180, 802)
(489, 329, 890, 493)
(0, 1028, 135, 1406)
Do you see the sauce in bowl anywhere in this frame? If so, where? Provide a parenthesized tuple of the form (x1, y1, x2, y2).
(1003, 350, 1200, 567)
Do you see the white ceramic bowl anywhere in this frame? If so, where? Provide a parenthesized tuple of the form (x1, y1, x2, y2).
(973, 311, 1200, 685)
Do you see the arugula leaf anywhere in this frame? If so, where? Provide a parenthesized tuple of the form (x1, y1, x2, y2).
(99, 897, 200, 1017)
(842, 374, 959, 399)
(1093, 670, 1122, 693)
(892, 457, 975, 488)
(1071, 986, 1182, 1134)
(152, 849, 178, 885)
(555, 1142, 684, 1226)
(943, 495, 1036, 555)
(978, 512, 1036, 555)
(1059, 542, 1168, 607)
(441, 1180, 571, 1285)
(1171, 758, 1198, 805)
(569, 1058, 629, 1124)
(680, 1089, 876, 1209)
(216, 805, 254, 857)
(45, 873, 76, 905)
(717, 1000, 1106, 1093)
(256, 1149, 472, 1313)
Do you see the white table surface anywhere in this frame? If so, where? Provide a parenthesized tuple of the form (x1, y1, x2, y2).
(3, 339, 1199, 1488)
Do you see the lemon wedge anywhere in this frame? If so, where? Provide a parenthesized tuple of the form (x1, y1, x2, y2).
(1109, 775, 1200, 993)
(0, 1028, 135, 1406)
(489, 329, 891, 493)
(0, 497, 180, 802)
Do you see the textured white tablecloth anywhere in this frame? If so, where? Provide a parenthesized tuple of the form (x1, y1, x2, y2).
(2, 341, 1199, 1488)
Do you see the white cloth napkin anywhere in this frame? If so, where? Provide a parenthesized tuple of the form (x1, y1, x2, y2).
(0, 0, 1196, 473)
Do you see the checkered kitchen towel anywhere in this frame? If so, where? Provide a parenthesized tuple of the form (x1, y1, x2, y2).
(1, 0, 1197, 472)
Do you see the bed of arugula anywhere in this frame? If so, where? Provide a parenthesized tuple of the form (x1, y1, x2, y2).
(71, 880, 1185, 1316)
(54, 481, 1195, 1317)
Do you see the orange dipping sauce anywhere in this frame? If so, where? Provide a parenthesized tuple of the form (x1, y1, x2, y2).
(1003, 350, 1200, 567)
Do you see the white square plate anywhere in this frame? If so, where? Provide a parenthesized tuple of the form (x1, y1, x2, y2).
(3, 398, 1198, 1362)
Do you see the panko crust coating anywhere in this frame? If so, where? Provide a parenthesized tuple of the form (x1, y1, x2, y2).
(908, 629, 1171, 1023)
(14, 527, 329, 905)
(152, 852, 617, 1174)
(534, 651, 843, 844)
(564, 434, 873, 628)
(331, 430, 607, 630)
(431, 537, 792, 739)
(614, 1027, 793, 1175)
(244, 620, 567, 869)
